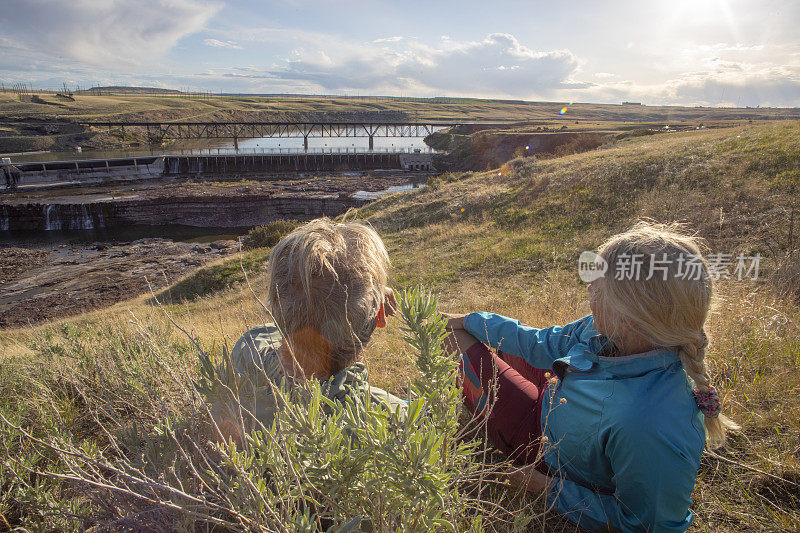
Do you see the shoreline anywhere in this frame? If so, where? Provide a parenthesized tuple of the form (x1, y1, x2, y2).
(0, 171, 430, 327)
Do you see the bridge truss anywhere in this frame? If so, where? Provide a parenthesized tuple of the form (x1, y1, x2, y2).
(84, 121, 458, 149)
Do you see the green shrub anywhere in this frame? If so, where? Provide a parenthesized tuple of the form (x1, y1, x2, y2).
(242, 219, 301, 250)
(1, 288, 529, 531)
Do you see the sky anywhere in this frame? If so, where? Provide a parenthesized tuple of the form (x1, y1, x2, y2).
(1, 0, 799, 107)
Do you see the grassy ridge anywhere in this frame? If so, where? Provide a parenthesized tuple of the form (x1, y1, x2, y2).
(2, 121, 800, 530)
(3, 90, 799, 152)
(4, 91, 800, 123)
(359, 122, 799, 291)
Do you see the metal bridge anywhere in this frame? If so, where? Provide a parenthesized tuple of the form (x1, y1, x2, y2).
(83, 121, 460, 150)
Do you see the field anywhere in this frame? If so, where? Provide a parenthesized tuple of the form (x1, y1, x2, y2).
(4, 91, 800, 122)
(1, 119, 800, 530)
(2, 90, 800, 153)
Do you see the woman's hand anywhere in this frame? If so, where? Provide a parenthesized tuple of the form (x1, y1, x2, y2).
(507, 464, 552, 494)
(441, 312, 467, 331)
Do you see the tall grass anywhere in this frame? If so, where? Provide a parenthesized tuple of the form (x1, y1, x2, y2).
(1, 289, 556, 531)
(2, 121, 799, 530)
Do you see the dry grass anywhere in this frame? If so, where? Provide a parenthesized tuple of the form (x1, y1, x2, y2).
(3, 89, 798, 153)
(3, 91, 799, 126)
(2, 120, 800, 530)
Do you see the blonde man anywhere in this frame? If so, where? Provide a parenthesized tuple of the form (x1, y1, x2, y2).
(211, 218, 405, 444)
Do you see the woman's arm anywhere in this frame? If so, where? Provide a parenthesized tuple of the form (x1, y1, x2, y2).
(460, 313, 595, 370)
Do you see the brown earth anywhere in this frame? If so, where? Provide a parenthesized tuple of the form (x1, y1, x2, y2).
(0, 172, 423, 327)
(1, 173, 423, 230)
(0, 238, 238, 328)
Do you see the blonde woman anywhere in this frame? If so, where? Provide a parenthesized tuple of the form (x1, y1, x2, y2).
(445, 222, 737, 533)
(210, 218, 405, 444)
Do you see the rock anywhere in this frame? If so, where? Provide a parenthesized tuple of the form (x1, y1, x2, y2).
(0, 238, 238, 327)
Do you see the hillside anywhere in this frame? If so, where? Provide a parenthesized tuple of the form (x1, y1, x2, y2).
(1, 121, 799, 530)
(2, 90, 799, 153)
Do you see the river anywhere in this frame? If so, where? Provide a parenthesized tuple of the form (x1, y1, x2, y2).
(5, 134, 441, 163)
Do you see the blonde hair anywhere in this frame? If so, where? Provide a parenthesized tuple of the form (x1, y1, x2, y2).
(594, 221, 738, 448)
(266, 218, 389, 376)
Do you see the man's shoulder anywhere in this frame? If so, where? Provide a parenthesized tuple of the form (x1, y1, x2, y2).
(324, 363, 408, 416)
(230, 324, 285, 380)
(239, 323, 283, 342)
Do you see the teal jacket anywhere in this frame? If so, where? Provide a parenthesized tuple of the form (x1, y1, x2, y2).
(464, 313, 705, 533)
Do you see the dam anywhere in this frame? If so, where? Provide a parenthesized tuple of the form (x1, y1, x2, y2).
(3, 151, 433, 188)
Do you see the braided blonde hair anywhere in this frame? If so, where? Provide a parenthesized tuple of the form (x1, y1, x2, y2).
(594, 221, 738, 448)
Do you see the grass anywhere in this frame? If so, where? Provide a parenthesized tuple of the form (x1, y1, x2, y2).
(155, 247, 271, 303)
(2, 120, 800, 530)
(2, 90, 800, 152)
(4, 92, 800, 124)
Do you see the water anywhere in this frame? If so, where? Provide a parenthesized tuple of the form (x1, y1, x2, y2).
(352, 183, 420, 200)
(44, 204, 60, 230)
(2, 174, 423, 247)
(233, 135, 438, 154)
(4, 132, 444, 163)
(40, 204, 102, 231)
(80, 204, 96, 230)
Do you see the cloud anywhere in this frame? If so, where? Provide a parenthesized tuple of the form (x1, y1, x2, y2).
(204, 38, 243, 50)
(0, 0, 220, 67)
(698, 43, 765, 52)
(668, 68, 800, 107)
(571, 63, 800, 107)
(2, 6, 798, 108)
(269, 33, 584, 98)
(373, 36, 405, 43)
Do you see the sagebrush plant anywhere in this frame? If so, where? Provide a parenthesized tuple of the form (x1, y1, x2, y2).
(1, 288, 540, 531)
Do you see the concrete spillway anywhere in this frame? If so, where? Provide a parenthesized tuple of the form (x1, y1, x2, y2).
(163, 152, 404, 174)
(9, 156, 163, 187)
(4, 151, 432, 187)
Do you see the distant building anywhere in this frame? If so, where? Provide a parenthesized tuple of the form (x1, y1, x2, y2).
(400, 153, 433, 171)
(622, 101, 643, 105)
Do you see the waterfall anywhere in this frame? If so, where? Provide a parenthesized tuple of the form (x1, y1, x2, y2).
(41, 203, 105, 231)
(80, 204, 94, 230)
(44, 204, 62, 231)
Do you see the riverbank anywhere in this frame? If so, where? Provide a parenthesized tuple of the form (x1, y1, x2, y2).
(0, 171, 426, 325)
(4, 91, 799, 153)
(0, 171, 424, 231)
(2, 120, 798, 530)
(0, 238, 238, 327)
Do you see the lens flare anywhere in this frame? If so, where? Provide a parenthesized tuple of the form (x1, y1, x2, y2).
(559, 106, 569, 115)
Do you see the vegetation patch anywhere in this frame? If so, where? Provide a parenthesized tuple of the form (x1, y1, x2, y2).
(156, 248, 271, 303)
(241, 219, 301, 250)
